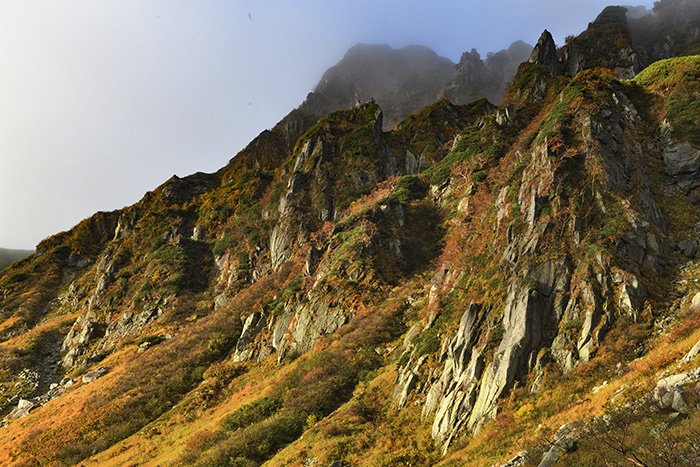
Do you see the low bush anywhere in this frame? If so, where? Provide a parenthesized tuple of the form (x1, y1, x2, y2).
(221, 397, 281, 432)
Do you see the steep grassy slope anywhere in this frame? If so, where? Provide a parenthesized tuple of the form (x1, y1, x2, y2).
(0, 98, 490, 465)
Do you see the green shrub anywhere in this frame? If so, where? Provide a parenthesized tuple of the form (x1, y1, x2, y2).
(414, 327, 440, 357)
(221, 397, 281, 432)
(236, 251, 251, 270)
(471, 170, 487, 183)
(213, 233, 237, 257)
(6, 271, 28, 284)
(201, 412, 305, 465)
(387, 175, 428, 203)
(205, 332, 236, 360)
(264, 277, 302, 316)
(562, 317, 582, 332)
(396, 351, 411, 368)
(149, 244, 186, 263)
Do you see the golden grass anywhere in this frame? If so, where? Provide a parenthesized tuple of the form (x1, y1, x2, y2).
(0, 313, 77, 350)
(0, 316, 21, 335)
(0, 345, 132, 466)
(88, 356, 300, 466)
(268, 366, 438, 467)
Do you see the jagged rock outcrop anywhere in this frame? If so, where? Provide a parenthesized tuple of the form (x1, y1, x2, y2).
(653, 366, 700, 414)
(423, 304, 486, 450)
(278, 296, 350, 357)
(6, 399, 36, 421)
(61, 293, 167, 369)
(560, 2, 700, 79)
(2, 377, 75, 426)
(233, 311, 267, 362)
(393, 354, 427, 408)
(401, 51, 678, 450)
(300, 44, 456, 128)
(468, 259, 572, 432)
(442, 41, 532, 105)
(664, 141, 700, 200)
(538, 423, 579, 467)
(561, 6, 641, 78)
(529, 30, 560, 76)
(270, 105, 387, 271)
(97, 300, 166, 352)
(270, 170, 310, 270)
(682, 338, 700, 363)
(61, 312, 99, 368)
(243, 192, 438, 364)
(500, 451, 528, 467)
(629, 0, 700, 65)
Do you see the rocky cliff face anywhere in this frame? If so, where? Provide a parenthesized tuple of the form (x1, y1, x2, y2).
(406, 68, 676, 450)
(1, 4, 700, 466)
(537, 1, 700, 80)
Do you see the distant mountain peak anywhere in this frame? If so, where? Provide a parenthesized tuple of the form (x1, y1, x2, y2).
(0, 247, 33, 271)
(442, 40, 533, 106)
(299, 40, 533, 129)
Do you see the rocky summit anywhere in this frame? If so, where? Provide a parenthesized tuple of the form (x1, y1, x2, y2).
(1, 1, 700, 465)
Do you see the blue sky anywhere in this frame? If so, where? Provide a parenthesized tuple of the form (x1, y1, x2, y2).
(0, 1, 655, 249)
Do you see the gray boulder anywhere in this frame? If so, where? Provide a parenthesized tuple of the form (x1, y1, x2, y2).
(538, 423, 578, 467)
(664, 142, 700, 198)
(500, 451, 528, 467)
(681, 339, 700, 363)
(82, 366, 108, 384)
(664, 142, 700, 177)
(677, 239, 697, 258)
(393, 361, 421, 408)
(7, 399, 36, 419)
(233, 311, 267, 362)
(653, 367, 700, 413)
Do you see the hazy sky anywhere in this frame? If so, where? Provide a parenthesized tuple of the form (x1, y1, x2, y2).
(0, 1, 655, 249)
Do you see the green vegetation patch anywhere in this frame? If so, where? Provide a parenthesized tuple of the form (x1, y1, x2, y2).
(393, 98, 493, 164)
(634, 55, 700, 146)
(424, 119, 506, 186)
(221, 397, 282, 432)
(264, 277, 303, 316)
(385, 175, 429, 204)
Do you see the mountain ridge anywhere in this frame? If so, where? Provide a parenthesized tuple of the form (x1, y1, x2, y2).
(1, 1, 700, 465)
